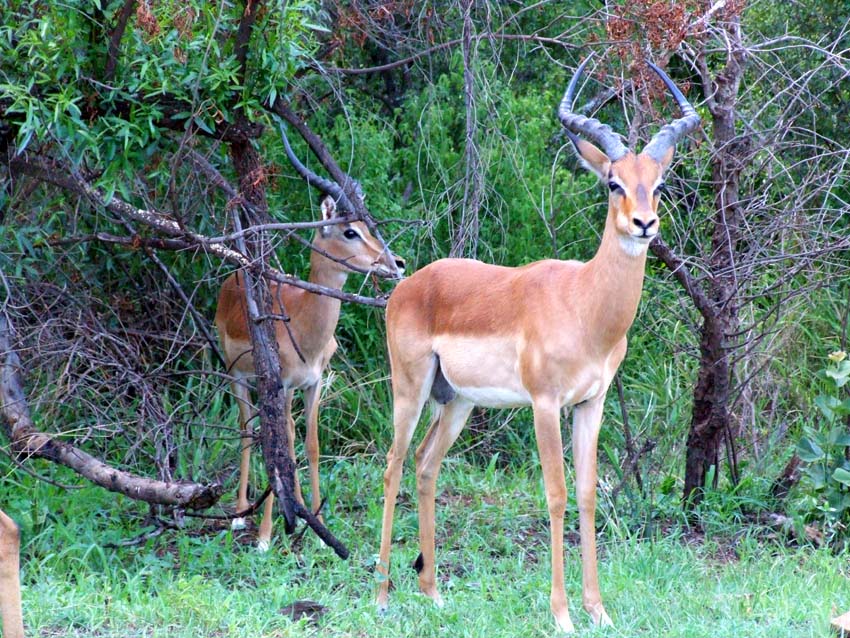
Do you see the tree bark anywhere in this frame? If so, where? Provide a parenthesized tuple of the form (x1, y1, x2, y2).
(680, 15, 749, 503)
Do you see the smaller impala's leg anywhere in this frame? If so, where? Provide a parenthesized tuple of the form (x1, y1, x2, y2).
(257, 390, 295, 552)
(376, 356, 435, 612)
(0, 509, 24, 638)
(284, 389, 304, 506)
(573, 396, 612, 627)
(414, 398, 473, 606)
(303, 380, 323, 522)
(231, 378, 255, 530)
(532, 396, 575, 634)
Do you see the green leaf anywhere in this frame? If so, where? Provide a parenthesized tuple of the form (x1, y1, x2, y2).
(806, 464, 826, 490)
(826, 423, 850, 446)
(814, 394, 842, 420)
(194, 116, 214, 135)
(825, 360, 850, 387)
(797, 436, 824, 463)
(832, 467, 850, 487)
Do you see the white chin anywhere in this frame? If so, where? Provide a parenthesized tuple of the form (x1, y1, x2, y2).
(620, 235, 652, 256)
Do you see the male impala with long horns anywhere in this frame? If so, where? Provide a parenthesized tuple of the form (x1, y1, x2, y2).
(375, 57, 699, 632)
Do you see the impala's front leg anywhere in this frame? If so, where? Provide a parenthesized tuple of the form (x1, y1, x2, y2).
(231, 379, 254, 531)
(573, 396, 613, 627)
(303, 380, 323, 521)
(532, 396, 575, 634)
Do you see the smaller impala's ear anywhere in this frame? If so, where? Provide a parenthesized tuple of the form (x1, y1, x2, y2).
(320, 196, 338, 237)
(567, 132, 610, 182)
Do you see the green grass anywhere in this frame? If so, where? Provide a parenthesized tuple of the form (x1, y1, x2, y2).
(5, 455, 849, 638)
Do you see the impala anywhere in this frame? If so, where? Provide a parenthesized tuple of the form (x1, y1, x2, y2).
(216, 130, 404, 551)
(0, 509, 23, 638)
(375, 58, 699, 632)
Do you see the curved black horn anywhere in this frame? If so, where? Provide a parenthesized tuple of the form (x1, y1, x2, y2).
(558, 54, 628, 162)
(642, 62, 701, 162)
(277, 122, 356, 213)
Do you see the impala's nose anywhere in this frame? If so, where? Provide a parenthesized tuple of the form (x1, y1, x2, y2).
(374, 253, 406, 279)
(632, 217, 657, 237)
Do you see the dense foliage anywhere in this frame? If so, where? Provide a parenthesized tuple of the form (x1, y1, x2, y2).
(1, 0, 848, 564)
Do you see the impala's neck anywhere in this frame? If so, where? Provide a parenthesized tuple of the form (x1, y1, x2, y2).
(579, 213, 649, 352)
(295, 250, 347, 356)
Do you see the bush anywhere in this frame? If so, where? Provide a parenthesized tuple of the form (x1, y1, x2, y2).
(793, 350, 850, 544)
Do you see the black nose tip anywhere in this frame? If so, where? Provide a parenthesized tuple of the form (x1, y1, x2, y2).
(632, 218, 657, 231)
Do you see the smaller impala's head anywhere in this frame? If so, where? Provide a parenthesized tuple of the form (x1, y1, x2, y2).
(559, 56, 700, 253)
(313, 196, 406, 279)
(277, 122, 405, 279)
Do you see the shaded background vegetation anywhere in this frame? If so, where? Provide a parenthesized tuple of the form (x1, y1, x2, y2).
(1, 0, 849, 559)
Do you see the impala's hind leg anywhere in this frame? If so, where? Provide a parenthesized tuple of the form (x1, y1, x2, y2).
(414, 397, 473, 605)
(376, 355, 436, 611)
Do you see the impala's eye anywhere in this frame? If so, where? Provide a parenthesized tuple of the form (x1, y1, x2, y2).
(654, 182, 666, 197)
(608, 181, 623, 193)
(343, 229, 360, 240)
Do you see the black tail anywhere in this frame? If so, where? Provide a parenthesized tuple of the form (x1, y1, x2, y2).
(430, 355, 456, 404)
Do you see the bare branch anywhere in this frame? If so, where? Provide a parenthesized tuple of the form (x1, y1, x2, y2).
(7, 156, 389, 308)
(0, 316, 222, 509)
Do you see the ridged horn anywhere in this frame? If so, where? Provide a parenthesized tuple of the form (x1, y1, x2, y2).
(558, 54, 628, 162)
(642, 62, 701, 162)
(277, 122, 356, 214)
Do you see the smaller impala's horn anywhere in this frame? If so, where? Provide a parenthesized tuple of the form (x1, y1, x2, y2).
(642, 62, 701, 162)
(277, 121, 355, 214)
(558, 54, 628, 162)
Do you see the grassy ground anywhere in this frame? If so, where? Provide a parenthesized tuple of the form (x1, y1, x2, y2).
(5, 454, 849, 638)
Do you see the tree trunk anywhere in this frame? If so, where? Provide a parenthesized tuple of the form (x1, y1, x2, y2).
(681, 15, 748, 504)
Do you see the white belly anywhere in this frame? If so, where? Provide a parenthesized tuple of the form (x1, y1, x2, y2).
(433, 335, 532, 408)
(432, 335, 608, 409)
(455, 385, 531, 409)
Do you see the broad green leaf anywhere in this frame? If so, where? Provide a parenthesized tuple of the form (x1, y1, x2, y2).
(814, 394, 842, 420)
(825, 360, 850, 387)
(832, 467, 850, 487)
(797, 436, 824, 463)
(806, 464, 826, 490)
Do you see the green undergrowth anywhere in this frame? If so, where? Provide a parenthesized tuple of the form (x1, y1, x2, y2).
(4, 455, 848, 638)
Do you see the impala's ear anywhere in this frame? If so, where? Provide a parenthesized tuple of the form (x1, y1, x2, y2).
(321, 196, 339, 220)
(320, 197, 338, 237)
(571, 136, 611, 182)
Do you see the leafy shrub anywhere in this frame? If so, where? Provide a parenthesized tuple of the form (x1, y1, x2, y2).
(793, 350, 850, 542)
